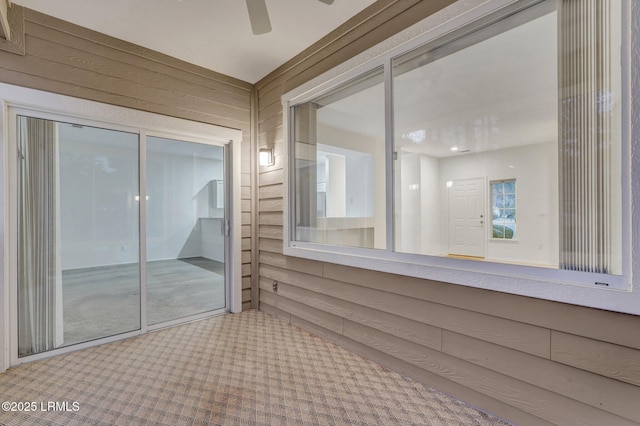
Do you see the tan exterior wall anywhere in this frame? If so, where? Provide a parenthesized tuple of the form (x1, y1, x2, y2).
(255, 1, 640, 424)
(0, 5, 254, 309)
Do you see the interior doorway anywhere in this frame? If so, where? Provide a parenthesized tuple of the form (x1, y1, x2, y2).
(448, 178, 486, 258)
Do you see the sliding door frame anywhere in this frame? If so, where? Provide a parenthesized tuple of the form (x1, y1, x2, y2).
(0, 83, 243, 370)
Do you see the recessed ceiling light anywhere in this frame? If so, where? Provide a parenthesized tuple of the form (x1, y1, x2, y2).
(450, 147, 459, 152)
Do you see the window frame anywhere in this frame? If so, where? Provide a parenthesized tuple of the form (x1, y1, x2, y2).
(282, 0, 639, 315)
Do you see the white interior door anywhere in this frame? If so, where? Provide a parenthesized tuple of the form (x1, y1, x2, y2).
(448, 178, 486, 257)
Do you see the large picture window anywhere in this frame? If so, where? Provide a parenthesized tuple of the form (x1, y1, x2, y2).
(285, 0, 633, 312)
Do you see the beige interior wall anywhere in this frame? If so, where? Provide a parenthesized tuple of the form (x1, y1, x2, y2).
(254, 1, 640, 425)
(0, 5, 254, 309)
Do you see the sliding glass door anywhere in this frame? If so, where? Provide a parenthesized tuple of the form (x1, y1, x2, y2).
(15, 114, 228, 359)
(146, 137, 226, 325)
(17, 116, 140, 357)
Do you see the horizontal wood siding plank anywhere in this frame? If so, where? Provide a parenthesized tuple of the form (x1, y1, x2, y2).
(260, 302, 291, 322)
(241, 264, 251, 277)
(258, 198, 283, 213)
(259, 238, 283, 254)
(257, 126, 283, 149)
(260, 265, 550, 358)
(242, 277, 252, 290)
(259, 184, 284, 200)
(258, 225, 283, 240)
(257, 100, 283, 125)
(322, 264, 640, 350)
(241, 186, 250, 199)
(551, 331, 640, 387)
(259, 169, 284, 187)
(241, 212, 251, 225)
(241, 237, 251, 251)
(261, 291, 342, 334)
(257, 113, 283, 137)
(260, 279, 442, 351)
(443, 331, 640, 423)
(258, 212, 282, 226)
(259, 252, 322, 276)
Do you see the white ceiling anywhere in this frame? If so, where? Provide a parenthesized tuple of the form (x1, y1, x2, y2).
(12, 0, 377, 83)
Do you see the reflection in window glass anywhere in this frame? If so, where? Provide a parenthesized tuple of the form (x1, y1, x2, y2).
(17, 116, 141, 357)
(392, 0, 621, 273)
(491, 180, 516, 239)
(292, 67, 386, 249)
(146, 138, 226, 325)
(287, 0, 623, 277)
(393, 5, 559, 265)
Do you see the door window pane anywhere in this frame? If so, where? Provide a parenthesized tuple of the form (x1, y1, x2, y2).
(146, 137, 226, 325)
(17, 116, 140, 356)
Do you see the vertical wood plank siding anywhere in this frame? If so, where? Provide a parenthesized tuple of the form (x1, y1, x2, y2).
(0, 6, 254, 308)
(255, 1, 640, 425)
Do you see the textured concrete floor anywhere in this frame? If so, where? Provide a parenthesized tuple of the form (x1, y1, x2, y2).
(61, 257, 225, 346)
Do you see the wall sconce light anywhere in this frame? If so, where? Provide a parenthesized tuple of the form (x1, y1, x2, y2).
(259, 148, 274, 166)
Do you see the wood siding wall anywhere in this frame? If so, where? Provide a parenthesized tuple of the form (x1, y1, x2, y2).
(255, 1, 640, 425)
(0, 6, 254, 310)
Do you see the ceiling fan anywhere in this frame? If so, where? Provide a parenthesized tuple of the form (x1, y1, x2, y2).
(246, 0, 335, 35)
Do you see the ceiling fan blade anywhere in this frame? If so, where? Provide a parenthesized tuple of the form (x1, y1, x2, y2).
(246, 0, 272, 35)
(318, 0, 335, 4)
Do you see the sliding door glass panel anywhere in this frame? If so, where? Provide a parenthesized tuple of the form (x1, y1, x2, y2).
(146, 137, 225, 325)
(17, 116, 140, 357)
